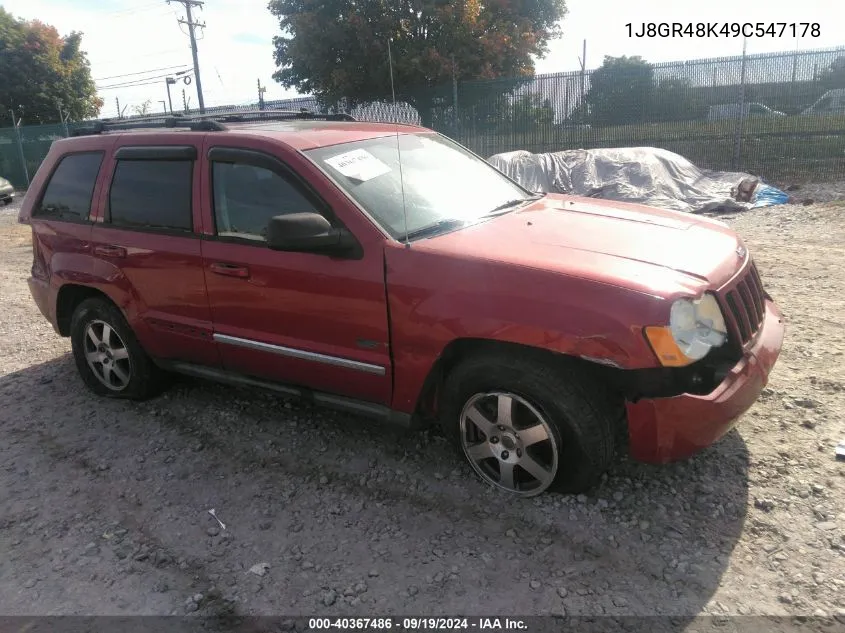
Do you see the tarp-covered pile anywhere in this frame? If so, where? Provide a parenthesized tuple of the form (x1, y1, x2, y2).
(488, 146, 790, 214)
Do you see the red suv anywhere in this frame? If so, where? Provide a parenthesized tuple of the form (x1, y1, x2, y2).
(19, 112, 785, 496)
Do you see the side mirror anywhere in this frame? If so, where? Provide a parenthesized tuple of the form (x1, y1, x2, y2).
(266, 212, 357, 256)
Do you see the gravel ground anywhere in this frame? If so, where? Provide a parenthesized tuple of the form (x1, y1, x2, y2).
(0, 193, 844, 624)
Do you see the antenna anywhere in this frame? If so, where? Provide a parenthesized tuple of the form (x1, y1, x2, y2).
(388, 37, 410, 248)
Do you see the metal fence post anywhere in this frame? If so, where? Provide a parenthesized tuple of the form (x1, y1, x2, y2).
(732, 38, 748, 170)
(9, 109, 30, 188)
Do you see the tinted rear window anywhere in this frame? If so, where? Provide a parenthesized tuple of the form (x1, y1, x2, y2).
(37, 152, 104, 221)
(108, 160, 193, 231)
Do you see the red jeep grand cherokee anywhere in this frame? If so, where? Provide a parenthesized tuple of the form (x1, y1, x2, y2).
(19, 112, 784, 497)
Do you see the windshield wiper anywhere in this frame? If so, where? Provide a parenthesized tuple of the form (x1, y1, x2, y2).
(484, 193, 545, 217)
(401, 218, 469, 242)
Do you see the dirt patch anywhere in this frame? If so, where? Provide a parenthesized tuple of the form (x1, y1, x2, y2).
(0, 198, 843, 621)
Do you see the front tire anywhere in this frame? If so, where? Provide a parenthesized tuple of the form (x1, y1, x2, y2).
(441, 351, 621, 496)
(70, 297, 161, 400)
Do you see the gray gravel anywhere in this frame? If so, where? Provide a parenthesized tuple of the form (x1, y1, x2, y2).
(0, 193, 844, 620)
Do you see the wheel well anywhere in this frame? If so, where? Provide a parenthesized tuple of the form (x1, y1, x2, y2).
(55, 285, 115, 336)
(413, 338, 623, 423)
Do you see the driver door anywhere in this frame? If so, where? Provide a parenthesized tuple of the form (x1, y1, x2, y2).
(199, 143, 393, 405)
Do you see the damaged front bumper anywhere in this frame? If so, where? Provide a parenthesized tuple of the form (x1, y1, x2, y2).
(625, 299, 785, 463)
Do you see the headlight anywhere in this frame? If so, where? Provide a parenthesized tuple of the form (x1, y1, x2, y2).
(644, 293, 728, 367)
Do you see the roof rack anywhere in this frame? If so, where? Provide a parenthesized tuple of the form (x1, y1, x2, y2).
(197, 109, 356, 123)
(71, 109, 356, 137)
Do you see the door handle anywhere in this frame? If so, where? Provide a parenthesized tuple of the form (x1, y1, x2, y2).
(210, 262, 250, 278)
(94, 245, 127, 258)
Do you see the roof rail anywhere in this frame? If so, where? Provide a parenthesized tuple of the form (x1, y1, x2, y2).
(71, 109, 356, 137)
(193, 109, 356, 123)
(70, 116, 224, 137)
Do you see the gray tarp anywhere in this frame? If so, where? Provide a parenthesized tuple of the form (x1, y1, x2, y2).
(488, 146, 788, 214)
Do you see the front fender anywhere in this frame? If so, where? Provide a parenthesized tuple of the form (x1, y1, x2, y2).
(385, 245, 666, 413)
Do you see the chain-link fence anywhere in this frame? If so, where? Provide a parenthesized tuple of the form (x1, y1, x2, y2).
(2, 46, 844, 190)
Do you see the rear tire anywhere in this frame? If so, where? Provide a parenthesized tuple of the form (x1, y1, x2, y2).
(441, 351, 621, 496)
(70, 297, 162, 400)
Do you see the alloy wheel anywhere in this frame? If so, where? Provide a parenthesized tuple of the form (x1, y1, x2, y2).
(459, 391, 559, 496)
(83, 320, 132, 391)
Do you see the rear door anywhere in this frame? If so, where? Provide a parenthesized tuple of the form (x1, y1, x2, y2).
(198, 138, 392, 405)
(89, 138, 219, 367)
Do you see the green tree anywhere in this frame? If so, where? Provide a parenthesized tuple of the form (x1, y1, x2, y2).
(502, 93, 555, 132)
(585, 55, 654, 126)
(132, 99, 152, 116)
(649, 77, 705, 122)
(0, 8, 102, 123)
(268, 0, 567, 125)
(819, 55, 845, 90)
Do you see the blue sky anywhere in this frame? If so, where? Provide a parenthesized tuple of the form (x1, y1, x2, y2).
(2, 0, 843, 118)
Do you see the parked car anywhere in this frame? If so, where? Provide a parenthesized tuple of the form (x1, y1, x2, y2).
(801, 89, 845, 116)
(18, 112, 785, 497)
(0, 176, 14, 204)
(707, 102, 786, 121)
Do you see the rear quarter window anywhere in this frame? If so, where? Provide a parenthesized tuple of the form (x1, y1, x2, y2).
(36, 152, 104, 221)
(108, 160, 193, 231)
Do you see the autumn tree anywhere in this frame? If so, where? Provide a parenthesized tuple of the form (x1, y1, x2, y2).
(0, 8, 102, 124)
(268, 0, 567, 126)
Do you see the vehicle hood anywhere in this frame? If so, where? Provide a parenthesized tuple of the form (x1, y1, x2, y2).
(415, 194, 745, 298)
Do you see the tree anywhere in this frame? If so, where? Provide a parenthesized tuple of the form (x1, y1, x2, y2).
(0, 8, 102, 124)
(819, 55, 845, 90)
(502, 93, 555, 132)
(132, 100, 152, 116)
(649, 77, 705, 122)
(585, 56, 654, 126)
(268, 0, 567, 125)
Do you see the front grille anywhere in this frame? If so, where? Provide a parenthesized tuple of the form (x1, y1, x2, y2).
(721, 261, 766, 346)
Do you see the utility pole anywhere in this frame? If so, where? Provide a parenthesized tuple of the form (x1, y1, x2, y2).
(257, 78, 266, 110)
(116, 97, 121, 119)
(182, 89, 188, 113)
(168, 0, 206, 113)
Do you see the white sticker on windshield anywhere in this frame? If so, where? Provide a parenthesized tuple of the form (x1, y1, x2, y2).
(325, 149, 391, 182)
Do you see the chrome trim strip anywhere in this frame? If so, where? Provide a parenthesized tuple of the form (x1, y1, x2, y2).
(213, 333, 386, 376)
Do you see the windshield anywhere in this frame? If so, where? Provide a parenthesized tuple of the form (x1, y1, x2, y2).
(305, 133, 532, 240)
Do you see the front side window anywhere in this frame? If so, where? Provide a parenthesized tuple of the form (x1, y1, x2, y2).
(211, 162, 320, 242)
(108, 160, 193, 231)
(37, 152, 104, 221)
(305, 133, 532, 240)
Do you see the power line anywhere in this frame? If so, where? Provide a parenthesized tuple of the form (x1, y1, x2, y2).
(98, 70, 193, 90)
(97, 80, 167, 91)
(94, 65, 189, 82)
(102, 2, 167, 17)
(93, 48, 192, 70)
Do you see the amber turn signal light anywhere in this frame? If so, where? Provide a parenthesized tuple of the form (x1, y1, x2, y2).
(644, 326, 694, 367)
